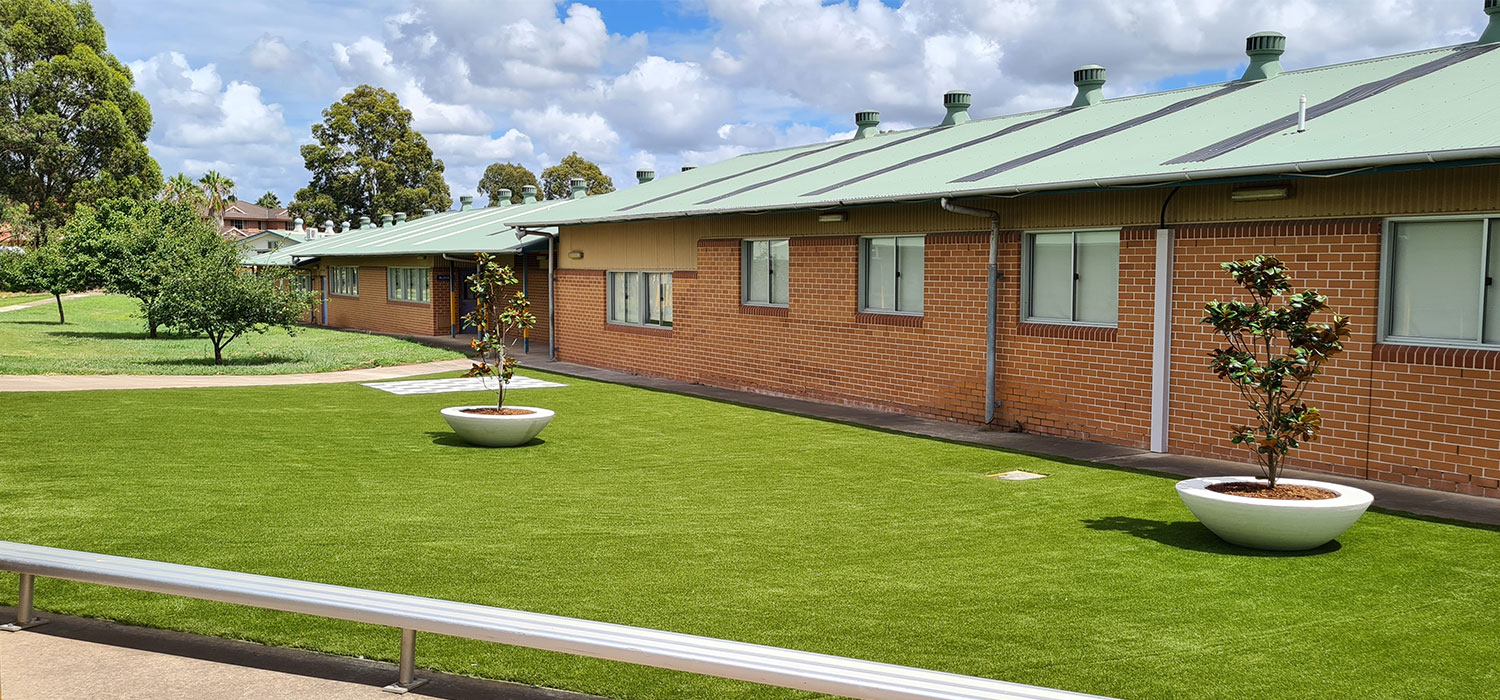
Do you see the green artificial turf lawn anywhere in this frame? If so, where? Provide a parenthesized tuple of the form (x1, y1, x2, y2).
(0, 294, 458, 375)
(0, 371, 1496, 700)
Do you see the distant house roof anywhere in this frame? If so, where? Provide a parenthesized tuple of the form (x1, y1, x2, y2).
(511, 41, 1500, 227)
(285, 199, 565, 259)
(223, 201, 291, 221)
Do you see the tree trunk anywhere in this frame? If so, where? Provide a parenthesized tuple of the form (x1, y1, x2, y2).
(53, 293, 64, 324)
(148, 323, 159, 339)
(213, 343, 224, 365)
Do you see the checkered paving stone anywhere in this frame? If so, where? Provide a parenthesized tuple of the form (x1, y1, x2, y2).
(362, 376, 567, 395)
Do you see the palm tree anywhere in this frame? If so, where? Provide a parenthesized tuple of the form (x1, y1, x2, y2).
(198, 171, 236, 231)
(162, 172, 206, 208)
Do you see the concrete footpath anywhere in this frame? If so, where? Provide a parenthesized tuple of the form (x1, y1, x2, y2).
(0, 294, 94, 314)
(0, 611, 601, 700)
(0, 358, 472, 393)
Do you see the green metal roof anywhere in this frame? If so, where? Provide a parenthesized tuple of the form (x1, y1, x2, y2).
(511, 42, 1500, 227)
(284, 199, 565, 259)
(242, 245, 312, 267)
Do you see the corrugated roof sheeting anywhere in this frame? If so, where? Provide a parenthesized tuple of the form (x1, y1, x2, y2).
(286, 199, 564, 258)
(511, 43, 1500, 226)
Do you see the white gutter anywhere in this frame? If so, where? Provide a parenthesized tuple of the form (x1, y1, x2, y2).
(939, 198, 1000, 426)
(512, 146, 1500, 227)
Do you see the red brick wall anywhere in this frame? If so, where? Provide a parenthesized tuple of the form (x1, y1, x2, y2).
(325, 265, 440, 336)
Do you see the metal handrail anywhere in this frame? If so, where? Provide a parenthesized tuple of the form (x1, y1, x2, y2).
(0, 541, 1116, 700)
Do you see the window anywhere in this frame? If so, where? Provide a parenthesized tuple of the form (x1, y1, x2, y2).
(742, 239, 789, 306)
(330, 266, 358, 296)
(229, 219, 246, 229)
(387, 267, 430, 303)
(1024, 230, 1119, 325)
(293, 275, 314, 293)
(608, 271, 673, 327)
(285, 221, 294, 231)
(860, 236, 923, 314)
(1384, 218, 1500, 346)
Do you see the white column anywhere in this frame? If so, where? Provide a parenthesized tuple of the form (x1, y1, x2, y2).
(1150, 228, 1174, 453)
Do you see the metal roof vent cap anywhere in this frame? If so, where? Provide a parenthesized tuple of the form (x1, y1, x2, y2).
(854, 111, 880, 138)
(940, 91, 970, 126)
(459, 195, 473, 211)
(521, 185, 537, 204)
(636, 169, 655, 184)
(380, 213, 393, 227)
(421, 209, 434, 217)
(496, 189, 512, 207)
(358, 215, 371, 229)
(395, 212, 406, 224)
(1241, 32, 1286, 81)
(1071, 65, 1106, 108)
(570, 178, 587, 199)
(1481, 0, 1500, 44)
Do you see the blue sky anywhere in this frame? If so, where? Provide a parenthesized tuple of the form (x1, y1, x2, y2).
(91, 0, 1490, 208)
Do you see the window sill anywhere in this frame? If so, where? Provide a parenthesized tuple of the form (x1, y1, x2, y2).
(855, 312, 923, 328)
(739, 304, 789, 317)
(1018, 322, 1118, 342)
(1374, 343, 1500, 370)
(386, 299, 432, 307)
(605, 322, 674, 337)
(329, 293, 358, 298)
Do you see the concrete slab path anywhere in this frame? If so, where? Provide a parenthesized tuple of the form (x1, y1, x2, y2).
(0, 293, 94, 314)
(0, 611, 602, 700)
(0, 358, 472, 393)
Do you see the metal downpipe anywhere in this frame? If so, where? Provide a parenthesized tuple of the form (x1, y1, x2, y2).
(940, 198, 1000, 425)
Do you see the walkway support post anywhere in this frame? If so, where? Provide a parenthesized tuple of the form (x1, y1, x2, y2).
(518, 229, 557, 362)
(1150, 227, 1175, 453)
(382, 627, 427, 693)
(940, 198, 1001, 425)
(2, 573, 46, 631)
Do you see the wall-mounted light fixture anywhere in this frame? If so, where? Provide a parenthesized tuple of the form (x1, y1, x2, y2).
(817, 212, 848, 223)
(1230, 185, 1291, 202)
(568, 250, 584, 260)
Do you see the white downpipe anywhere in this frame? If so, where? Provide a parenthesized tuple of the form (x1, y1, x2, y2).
(939, 198, 1000, 425)
(1149, 228, 1174, 453)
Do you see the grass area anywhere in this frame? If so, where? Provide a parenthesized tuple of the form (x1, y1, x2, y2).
(0, 294, 458, 375)
(0, 371, 1496, 700)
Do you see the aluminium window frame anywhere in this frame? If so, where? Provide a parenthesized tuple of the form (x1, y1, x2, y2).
(857, 235, 925, 316)
(1019, 228, 1121, 328)
(606, 270, 674, 328)
(329, 266, 359, 297)
(1379, 215, 1500, 350)
(741, 238, 790, 308)
(386, 267, 431, 304)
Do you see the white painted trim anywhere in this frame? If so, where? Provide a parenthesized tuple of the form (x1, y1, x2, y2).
(1150, 228, 1174, 454)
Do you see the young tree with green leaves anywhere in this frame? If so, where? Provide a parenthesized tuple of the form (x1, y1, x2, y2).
(198, 170, 235, 230)
(461, 252, 536, 409)
(540, 152, 614, 201)
(254, 191, 280, 208)
(3, 237, 88, 322)
(289, 85, 452, 223)
(0, 0, 161, 246)
(1201, 256, 1351, 488)
(158, 242, 315, 365)
(477, 163, 538, 206)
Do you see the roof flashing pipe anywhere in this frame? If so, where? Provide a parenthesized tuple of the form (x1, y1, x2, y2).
(518, 228, 557, 362)
(1482, 0, 1500, 44)
(939, 197, 1001, 426)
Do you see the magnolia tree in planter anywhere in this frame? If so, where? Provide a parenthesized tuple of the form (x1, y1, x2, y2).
(1175, 256, 1373, 551)
(439, 253, 554, 447)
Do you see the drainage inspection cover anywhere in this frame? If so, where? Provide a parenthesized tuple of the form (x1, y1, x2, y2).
(989, 470, 1048, 481)
(363, 376, 567, 395)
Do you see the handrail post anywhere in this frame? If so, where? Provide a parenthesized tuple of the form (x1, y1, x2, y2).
(381, 627, 427, 693)
(2, 573, 47, 631)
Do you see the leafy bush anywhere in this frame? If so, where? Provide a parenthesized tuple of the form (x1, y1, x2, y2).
(461, 252, 536, 408)
(1200, 256, 1351, 487)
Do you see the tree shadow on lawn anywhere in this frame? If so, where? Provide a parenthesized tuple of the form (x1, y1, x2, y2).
(1082, 516, 1342, 557)
(143, 355, 303, 367)
(425, 431, 546, 449)
(48, 330, 199, 340)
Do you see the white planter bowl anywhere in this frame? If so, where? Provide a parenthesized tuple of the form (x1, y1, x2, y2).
(440, 406, 554, 447)
(1175, 476, 1373, 551)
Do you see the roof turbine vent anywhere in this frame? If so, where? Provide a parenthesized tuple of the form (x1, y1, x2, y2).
(521, 185, 537, 204)
(1071, 65, 1106, 108)
(380, 213, 393, 227)
(1481, 0, 1500, 44)
(459, 195, 473, 211)
(940, 91, 971, 126)
(570, 177, 587, 199)
(636, 169, 656, 184)
(854, 110, 881, 139)
(1241, 32, 1286, 81)
(496, 188, 512, 207)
